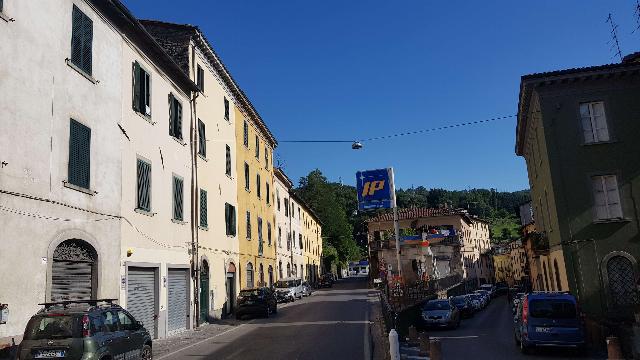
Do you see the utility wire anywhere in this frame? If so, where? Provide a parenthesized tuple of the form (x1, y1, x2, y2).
(278, 114, 516, 144)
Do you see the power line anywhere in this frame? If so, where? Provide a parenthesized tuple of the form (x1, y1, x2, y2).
(278, 114, 516, 144)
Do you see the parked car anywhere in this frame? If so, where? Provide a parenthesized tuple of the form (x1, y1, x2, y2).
(511, 292, 527, 315)
(479, 284, 496, 297)
(495, 283, 509, 296)
(420, 299, 460, 329)
(17, 299, 152, 360)
(450, 295, 474, 318)
(318, 274, 333, 288)
(274, 278, 303, 302)
(236, 287, 278, 319)
(466, 293, 484, 311)
(301, 281, 313, 297)
(513, 292, 585, 354)
(473, 290, 491, 307)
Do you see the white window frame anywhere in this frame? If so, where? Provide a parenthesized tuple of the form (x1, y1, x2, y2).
(592, 174, 623, 221)
(579, 101, 610, 144)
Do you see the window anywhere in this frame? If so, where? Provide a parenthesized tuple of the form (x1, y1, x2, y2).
(287, 232, 291, 251)
(68, 119, 91, 189)
(580, 101, 609, 144)
(196, 65, 204, 92)
(592, 175, 622, 220)
(172, 175, 184, 221)
(258, 217, 263, 256)
(169, 94, 183, 140)
(0, 0, 4, 13)
(199, 189, 208, 227)
(196, 120, 206, 157)
(279, 261, 283, 279)
(225, 203, 236, 236)
(244, 163, 250, 191)
(606, 255, 639, 307)
(117, 311, 136, 331)
(256, 173, 261, 198)
(265, 147, 269, 169)
(278, 226, 282, 248)
(136, 159, 151, 211)
(287, 263, 291, 278)
(225, 145, 232, 176)
(71, 5, 93, 75)
(246, 263, 254, 289)
(255, 136, 260, 159)
(259, 264, 264, 287)
(284, 199, 289, 217)
(266, 182, 270, 204)
(267, 222, 272, 246)
(102, 311, 118, 332)
(246, 211, 251, 239)
(299, 234, 303, 249)
(277, 190, 281, 211)
(224, 97, 230, 121)
(132, 61, 151, 116)
(291, 201, 295, 218)
(243, 121, 249, 147)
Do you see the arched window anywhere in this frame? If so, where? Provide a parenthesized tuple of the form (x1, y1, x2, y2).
(51, 239, 97, 301)
(246, 263, 254, 289)
(259, 263, 264, 287)
(553, 260, 562, 291)
(603, 253, 639, 307)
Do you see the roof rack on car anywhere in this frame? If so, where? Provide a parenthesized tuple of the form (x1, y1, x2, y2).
(38, 299, 118, 310)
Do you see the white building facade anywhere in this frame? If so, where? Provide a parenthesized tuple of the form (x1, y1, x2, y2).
(274, 168, 294, 281)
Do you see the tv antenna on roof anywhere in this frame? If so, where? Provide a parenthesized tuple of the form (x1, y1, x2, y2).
(606, 13, 623, 62)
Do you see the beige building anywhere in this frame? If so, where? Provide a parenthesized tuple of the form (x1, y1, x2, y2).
(298, 196, 323, 283)
(274, 168, 294, 280)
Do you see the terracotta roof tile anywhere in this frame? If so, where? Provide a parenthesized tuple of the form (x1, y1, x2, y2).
(366, 207, 470, 223)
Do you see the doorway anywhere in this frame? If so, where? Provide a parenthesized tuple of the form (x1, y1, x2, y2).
(199, 260, 209, 323)
(226, 263, 236, 315)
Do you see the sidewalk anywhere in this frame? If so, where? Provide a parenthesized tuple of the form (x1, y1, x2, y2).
(152, 321, 241, 359)
(369, 289, 390, 360)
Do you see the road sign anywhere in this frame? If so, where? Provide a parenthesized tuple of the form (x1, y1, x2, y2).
(356, 168, 396, 210)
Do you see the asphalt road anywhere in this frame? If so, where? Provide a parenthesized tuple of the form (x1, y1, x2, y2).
(159, 276, 373, 360)
(425, 295, 603, 360)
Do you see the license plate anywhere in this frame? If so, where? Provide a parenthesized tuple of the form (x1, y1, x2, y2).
(35, 350, 66, 358)
(535, 327, 552, 333)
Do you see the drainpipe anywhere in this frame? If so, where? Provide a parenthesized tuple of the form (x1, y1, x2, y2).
(190, 43, 201, 328)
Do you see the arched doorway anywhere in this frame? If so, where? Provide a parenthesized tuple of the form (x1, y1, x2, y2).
(51, 239, 97, 301)
(226, 263, 236, 315)
(603, 253, 639, 309)
(200, 260, 209, 323)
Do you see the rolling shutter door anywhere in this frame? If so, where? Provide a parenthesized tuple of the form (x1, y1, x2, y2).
(127, 268, 157, 339)
(167, 269, 189, 334)
(51, 260, 93, 301)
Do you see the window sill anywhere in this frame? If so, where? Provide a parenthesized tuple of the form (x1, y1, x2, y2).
(172, 136, 187, 146)
(63, 181, 96, 195)
(135, 110, 154, 125)
(172, 218, 187, 225)
(199, 225, 209, 231)
(198, 154, 208, 162)
(135, 208, 155, 217)
(593, 218, 631, 224)
(0, 12, 14, 22)
(66, 59, 98, 84)
(582, 140, 618, 147)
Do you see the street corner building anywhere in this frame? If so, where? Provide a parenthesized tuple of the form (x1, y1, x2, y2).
(366, 208, 493, 291)
(516, 52, 640, 343)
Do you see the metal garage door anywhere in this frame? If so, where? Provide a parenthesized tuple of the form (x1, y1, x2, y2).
(51, 260, 93, 301)
(167, 269, 189, 334)
(127, 267, 157, 339)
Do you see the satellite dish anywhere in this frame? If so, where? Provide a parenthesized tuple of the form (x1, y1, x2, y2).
(352, 141, 363, 150)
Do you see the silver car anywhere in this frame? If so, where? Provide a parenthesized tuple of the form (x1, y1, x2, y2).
(420, 299, 460, 329)
(301, 281, 313, 297)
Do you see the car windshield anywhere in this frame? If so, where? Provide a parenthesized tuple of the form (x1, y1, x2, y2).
(240, 290, 260, 297)
(529, 299, 577, 319)
(424, 301, 450, 311)
(275, 280, 296, 288)
(23, 315, 82, 340)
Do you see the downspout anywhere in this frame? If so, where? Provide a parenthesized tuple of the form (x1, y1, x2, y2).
(190, 42, 201, 328)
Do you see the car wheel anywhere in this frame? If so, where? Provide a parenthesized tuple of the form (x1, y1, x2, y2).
(141, 344, 152, 360)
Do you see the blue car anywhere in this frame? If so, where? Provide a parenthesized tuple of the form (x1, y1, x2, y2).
(513, 292, 585, 354)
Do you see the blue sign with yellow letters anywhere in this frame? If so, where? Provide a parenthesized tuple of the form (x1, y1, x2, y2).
(356, 168, 396, 210)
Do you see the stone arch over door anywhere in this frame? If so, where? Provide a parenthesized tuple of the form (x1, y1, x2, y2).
(602, 251, 639, 311)
(50, 239, 98, 301)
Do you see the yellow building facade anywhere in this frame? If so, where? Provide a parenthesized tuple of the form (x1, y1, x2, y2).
(234, 106, 277, 290)
(298, 198, 323, 283)
(493, 254, 512, 285)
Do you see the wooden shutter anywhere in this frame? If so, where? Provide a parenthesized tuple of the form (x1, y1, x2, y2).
(132, 62, 141, 112)
(200, 189, 208, 227)
(176, 101, 183, 139)
(246, 211, 251, 239)
(230, 205, 236, 235)
(225, 145, 231, 176)
(225, 203, 230, 235)
(266, 182, 270, 204)
(173, 176, 183, 221)
(257, 173, 261, 198)
(81, 12, 93, 75)
(68, 119, 91, 189)
(0, 0, 4, 13)
(224, 98, 229, 120)
(243, 121, 248, 146)
(168, 94, 174, 137)
(244, 163, 249, 190)
(71, 6, 83, 70)
(137, 159, 151, 211)
(198, 120, 206, 156)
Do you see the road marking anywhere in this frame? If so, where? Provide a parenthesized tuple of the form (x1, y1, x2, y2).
(431, 335, 480, 340)
(156, 324, 247, 360)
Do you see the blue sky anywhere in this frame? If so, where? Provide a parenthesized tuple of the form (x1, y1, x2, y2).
(127, 0, 640, 191)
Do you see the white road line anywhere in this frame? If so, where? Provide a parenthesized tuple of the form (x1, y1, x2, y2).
(156, 324, 247, 360)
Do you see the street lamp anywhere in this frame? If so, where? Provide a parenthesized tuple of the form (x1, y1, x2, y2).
(351, 141, 363, 150)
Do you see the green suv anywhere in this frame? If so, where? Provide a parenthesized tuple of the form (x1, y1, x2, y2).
(17, 299, 152, 360)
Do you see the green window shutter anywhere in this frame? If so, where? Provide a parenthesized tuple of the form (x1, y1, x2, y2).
(224, 203, 230, 235)
(267, 223, 272, 245)
(266, 182, 270, 204)
(173, 176, 183, 221)
(136, 159, 151, 211)
(243, 121, 248, 146)
(143, 71, 150, 114)
(198, 120, 206, 156)
(258, 217, 263, 256)
(256, 174, 261, 198)
(225, 145, 231, 176)
(71, 6, 83, 70)
(68, 119, 91, 189)
(81, 12, 93, 75)
(168, 94, 174, 137)
(230, 205, 236, 235)
(246, 211, 251, 239)
(0, 0, 4, 13)
(224, 97, 229, 120)
(244, 163, 249, 190)
(200, 189, 208, 227)
(132, 62, 141, 112)
(176, 101, 183, 139)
